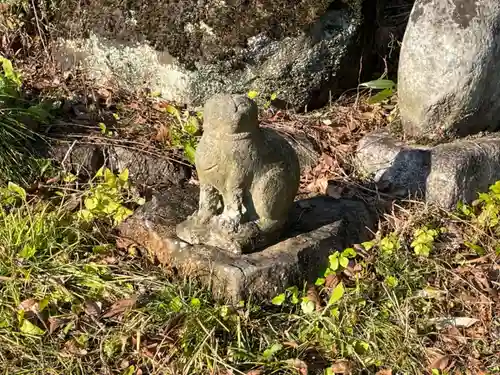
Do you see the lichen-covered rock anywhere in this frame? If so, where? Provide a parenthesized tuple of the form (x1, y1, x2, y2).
(398, 0, 500, 140)
(176, 94, 301, 254)
(47, 0, 373, 110)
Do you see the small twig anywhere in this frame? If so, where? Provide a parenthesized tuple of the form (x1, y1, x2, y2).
(354, 54, 364, 108)
(30, 0, 51, 61)
(343, 180, 402, 200)
(462, 254, 496, 265)
(60, 139, 77, 171)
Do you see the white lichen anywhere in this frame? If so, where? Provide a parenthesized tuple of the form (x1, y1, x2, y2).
(54, 32, 192, 103)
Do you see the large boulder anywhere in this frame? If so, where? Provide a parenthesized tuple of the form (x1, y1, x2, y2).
(47, 0, 375, 110)
(398, 0, 500, 141)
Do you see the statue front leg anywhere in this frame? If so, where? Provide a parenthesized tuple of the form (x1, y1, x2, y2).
(219, 187, 244, 231)
(197, 184, 221, 223)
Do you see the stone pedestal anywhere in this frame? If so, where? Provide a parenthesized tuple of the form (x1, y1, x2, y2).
(117, 184, 375, 302)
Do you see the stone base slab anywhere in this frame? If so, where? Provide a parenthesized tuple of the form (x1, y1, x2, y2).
(356, 130, 500, 209)
(117, 184, 375, 302)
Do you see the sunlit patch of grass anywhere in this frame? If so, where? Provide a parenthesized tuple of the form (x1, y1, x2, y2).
(0, 55, 53, 185)
(0, 178, 284, 374)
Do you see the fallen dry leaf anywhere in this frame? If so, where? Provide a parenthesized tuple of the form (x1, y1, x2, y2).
(443, 326, 467, 345)
(471, 268, 492, 291)
(48, 317, 69, 334)
(154, 124, 170, 142)
(429, 354, 451, 371)
(140, 344, 157, 359)
(375, 370, 392, 375)
(306, 284, 322, 311)
(284, 359, 308, 375)
(61, 340, 88, 357)
(330, 360, 352, 374)
(429, 317, 479, 330)
(84, 300, 102, 317)
(325, 274, 340, 289)
(19, 298, 38, 312)
(306, 176, 328, 194)
(45, 176, 60, 184)
(322, 153, 336, 167)
(102, 296, 137, 318)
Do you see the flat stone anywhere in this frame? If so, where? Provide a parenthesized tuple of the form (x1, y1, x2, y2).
(398, 0, 500, 140)
(117, 184, 375, 301)
(356, 130, 500, 209)
(41, 140, 191, 186)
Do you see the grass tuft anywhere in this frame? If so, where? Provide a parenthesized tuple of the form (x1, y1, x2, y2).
(0, 55, 51, 185)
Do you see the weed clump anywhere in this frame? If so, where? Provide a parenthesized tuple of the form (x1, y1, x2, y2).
(0, 56, 51, 185)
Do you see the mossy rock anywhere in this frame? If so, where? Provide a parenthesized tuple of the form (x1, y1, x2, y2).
(45, 0, 375, 110)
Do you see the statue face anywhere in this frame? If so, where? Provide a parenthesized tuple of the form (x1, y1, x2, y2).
(203, 93, 259, 134)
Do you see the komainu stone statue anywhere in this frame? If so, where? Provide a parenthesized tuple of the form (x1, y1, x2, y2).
(176, 93, 300, 254)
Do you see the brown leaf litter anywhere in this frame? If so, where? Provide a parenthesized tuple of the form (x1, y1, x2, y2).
(102, 296, 137, 319)
(260, 97, 386, 204)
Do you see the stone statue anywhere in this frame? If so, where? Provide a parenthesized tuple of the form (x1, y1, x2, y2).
(176, 93, 301, 254)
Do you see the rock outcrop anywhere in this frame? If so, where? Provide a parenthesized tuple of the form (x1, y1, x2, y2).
(48, 0, 375, 110)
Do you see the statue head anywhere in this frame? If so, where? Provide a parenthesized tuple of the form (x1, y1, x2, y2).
(202, 93, 259, 135)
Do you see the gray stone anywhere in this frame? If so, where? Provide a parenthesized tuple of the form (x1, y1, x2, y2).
(398, 0, 500, 140)
(176, 94, 301, 254)
(260, 125, 321, 174)
(117, 184, 376, 301)
(48, 0, 374, 110)
(42, 140, 191, 186)
(356, 130, 500, 209)
(356, 131, 432, 196)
